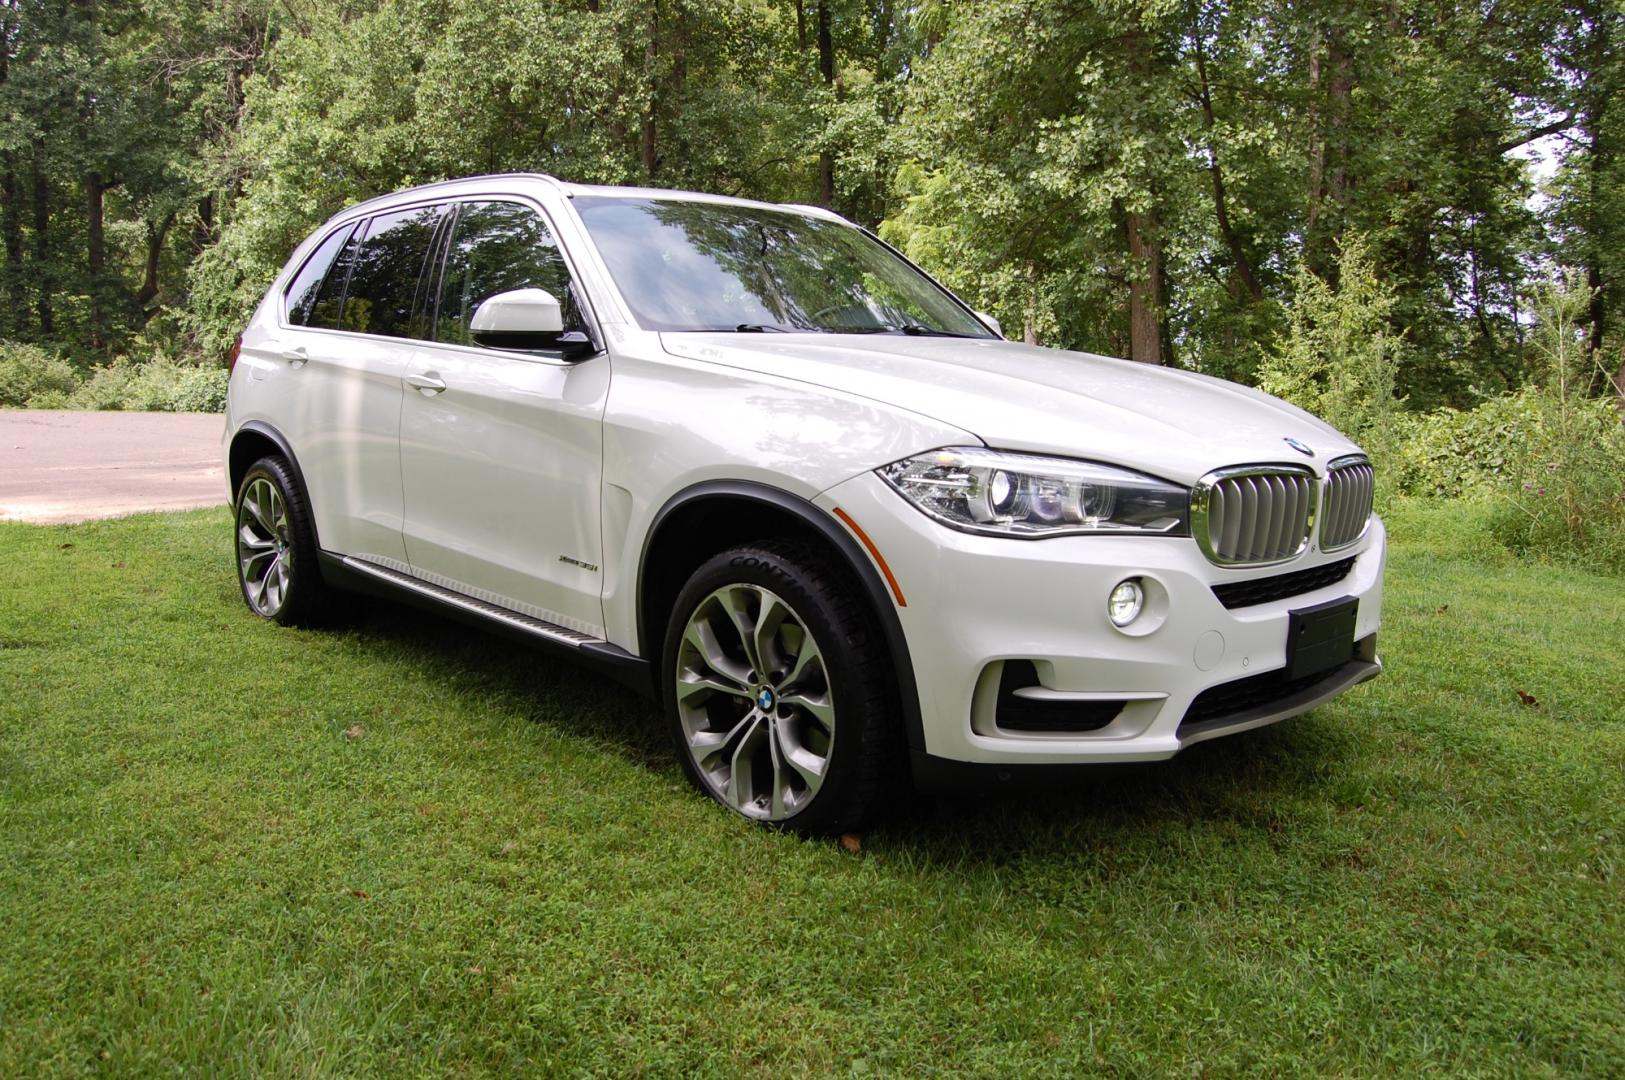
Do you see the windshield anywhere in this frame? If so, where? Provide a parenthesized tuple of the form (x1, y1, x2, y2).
(573, 196, 993, 337)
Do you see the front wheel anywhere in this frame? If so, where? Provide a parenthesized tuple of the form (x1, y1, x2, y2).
(661, 540, 898, 833)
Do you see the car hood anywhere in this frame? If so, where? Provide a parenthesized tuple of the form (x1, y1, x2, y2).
(660, 333, 1361, 484)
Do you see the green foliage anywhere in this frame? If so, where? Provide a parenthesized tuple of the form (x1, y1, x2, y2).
(1391, 391, 1542, 498)
(0, 342, 79, 408)
(0, 346, 226, 413)
(1493, 277, 1625, 570)
(1257, 235, 1404, 466)
(1390, 276, 1625, 570)
(65, 359, 229, 413)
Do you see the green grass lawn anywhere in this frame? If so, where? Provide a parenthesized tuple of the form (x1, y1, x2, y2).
(2, 503, 1621, 1077)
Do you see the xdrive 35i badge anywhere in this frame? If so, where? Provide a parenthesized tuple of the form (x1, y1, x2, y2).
(1284, 437, 1315, 457)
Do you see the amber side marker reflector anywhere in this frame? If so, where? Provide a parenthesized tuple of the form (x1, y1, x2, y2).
(832, 507, 907, 608)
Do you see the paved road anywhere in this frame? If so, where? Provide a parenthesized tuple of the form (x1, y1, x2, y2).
(0, 410, 227, 525)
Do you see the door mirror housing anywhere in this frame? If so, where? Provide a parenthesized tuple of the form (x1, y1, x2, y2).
(469, 288, 594, 358)
(975, 311, 1003, 339)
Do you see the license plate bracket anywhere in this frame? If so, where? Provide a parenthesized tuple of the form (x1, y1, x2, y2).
(1286, 596, 1358, 681)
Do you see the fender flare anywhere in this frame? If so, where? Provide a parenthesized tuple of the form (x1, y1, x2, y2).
(637, 480, 926, 753)
(229, 420, 322, 552)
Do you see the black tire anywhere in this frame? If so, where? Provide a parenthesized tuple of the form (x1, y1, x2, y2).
(661, 539, 899, 833)
(233, 455, 343, 627)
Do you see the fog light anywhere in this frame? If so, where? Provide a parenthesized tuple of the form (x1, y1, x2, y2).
(1108, 578, 1144, 627)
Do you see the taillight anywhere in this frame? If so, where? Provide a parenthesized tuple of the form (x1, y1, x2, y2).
(227, 335, 242, 374)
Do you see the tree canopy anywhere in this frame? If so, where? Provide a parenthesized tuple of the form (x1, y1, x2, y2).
(3, 0, 1622, 407)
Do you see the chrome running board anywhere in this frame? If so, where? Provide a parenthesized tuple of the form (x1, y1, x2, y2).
(342, 556, 604, 649)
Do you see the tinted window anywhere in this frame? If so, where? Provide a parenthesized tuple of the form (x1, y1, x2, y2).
(573, 196, 991, 337)
(285, 223, 354, 326)
(344, 204, 447, 338)
(435, 201, 578, 347)
(308, 226, 360, 330)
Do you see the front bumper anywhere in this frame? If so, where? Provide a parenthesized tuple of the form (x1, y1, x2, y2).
(817, 471, 1385, 768)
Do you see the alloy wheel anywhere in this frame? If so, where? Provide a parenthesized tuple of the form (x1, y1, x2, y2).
(673, 583, 836, 821)
(237, 476, 293, 617)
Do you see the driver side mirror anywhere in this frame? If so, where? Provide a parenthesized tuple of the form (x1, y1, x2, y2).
(469, 288, 594, 359)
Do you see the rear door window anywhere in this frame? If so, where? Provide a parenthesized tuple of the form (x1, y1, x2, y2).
(433, 201, 579, 347)
(343, 204, 449, 338)
(285, 223, 355, 326)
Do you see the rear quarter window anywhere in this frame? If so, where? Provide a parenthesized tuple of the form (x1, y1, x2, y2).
(283, 223, 355, 326)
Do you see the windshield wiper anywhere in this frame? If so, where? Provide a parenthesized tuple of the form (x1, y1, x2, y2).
(733, 323, 790, 333)
(841, 323, 983, 338)
(896, 324, 983, 338)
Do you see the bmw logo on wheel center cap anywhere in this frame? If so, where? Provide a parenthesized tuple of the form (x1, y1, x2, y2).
(757, 688, 775, 710)
(1283, 436, 1315, 457)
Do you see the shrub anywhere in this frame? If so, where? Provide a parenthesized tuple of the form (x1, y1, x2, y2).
(1391, 391, 1542, 498)
(1491, 277, 1625, 570)
(66, 364, 138, 411)
(0, 342, 81, 408)
(1257, 234, 1406, 498)
(63, 358, 229, 413)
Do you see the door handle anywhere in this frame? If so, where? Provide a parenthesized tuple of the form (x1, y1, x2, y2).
(282, 346, 308, 367)
(405, 371, 447, 394)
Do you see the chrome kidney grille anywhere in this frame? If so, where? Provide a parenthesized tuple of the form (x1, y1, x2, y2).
(1321, 455, 1375, 550)
(1192, 466, 1317, 566)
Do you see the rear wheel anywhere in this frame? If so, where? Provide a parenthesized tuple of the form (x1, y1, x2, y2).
(662, 540, 897, 833)
(234, 455, 340, 627)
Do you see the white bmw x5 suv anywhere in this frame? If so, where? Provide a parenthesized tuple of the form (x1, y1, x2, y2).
(224, 173, 1384, 832)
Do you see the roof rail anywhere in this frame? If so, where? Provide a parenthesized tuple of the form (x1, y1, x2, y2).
(338, 172, 564, 217)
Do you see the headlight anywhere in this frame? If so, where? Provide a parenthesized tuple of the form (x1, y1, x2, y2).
(877, 447, 1189, 538)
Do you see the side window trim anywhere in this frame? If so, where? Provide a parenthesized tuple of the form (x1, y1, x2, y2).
(424, 202, 461, 344)
(330, 216, 366, 331)
(278, 191, 605, 355)
(408, 204, 455, 342)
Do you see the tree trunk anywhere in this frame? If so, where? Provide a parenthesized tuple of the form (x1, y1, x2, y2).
(796, 0, 807, 51)
(135, 210, 176, 314)
(1126, 210, 1163, 364)
(1306, 27, 1323, 239)
(193, 193, 215, 255)
(817, 1, 835, 207)
(32, 157, 51, 337)
(641, 1, 658, 179)
(1, 162, 22, 337)
(1194, 32, 1263, 303)
(1581, 13, 1614, 390)
(86, 171, 107, 350)
(1318, 26, 1355, 284)
(1023, 260, 1038, 346)
(1325, 30, 1353, 210)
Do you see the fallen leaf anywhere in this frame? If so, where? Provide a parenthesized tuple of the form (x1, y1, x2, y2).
(839, 832, 862, 854)
(58, 543, 73, 551)
(112, 561, 125, 569)
(1435, 604, 1449, 614)
(469, 965, 484, 975)
(1516, 690, 1538, 707)
(343, 724, 365, 740)
(350, 889, 370, 899)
